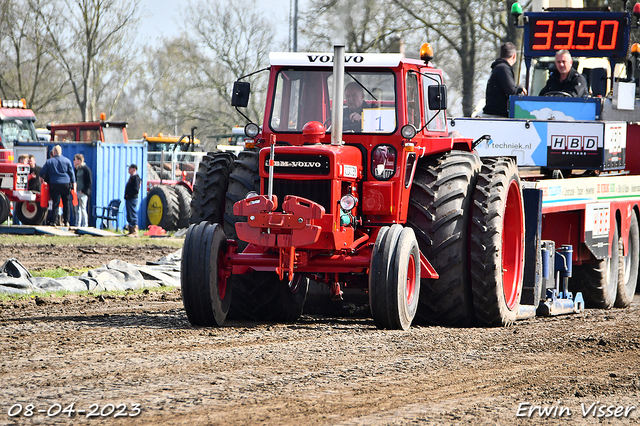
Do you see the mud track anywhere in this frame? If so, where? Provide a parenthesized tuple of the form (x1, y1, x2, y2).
(0, 242, 639, 425)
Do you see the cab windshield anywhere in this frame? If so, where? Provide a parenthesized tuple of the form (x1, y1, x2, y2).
(0, 118, 37, 148)
(270, 69, 396, 134)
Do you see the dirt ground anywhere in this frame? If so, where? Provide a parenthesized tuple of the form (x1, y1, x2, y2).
(1, 242, 640, 425)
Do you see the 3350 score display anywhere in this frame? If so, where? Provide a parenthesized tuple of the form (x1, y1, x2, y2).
(525, 12, 629, 57)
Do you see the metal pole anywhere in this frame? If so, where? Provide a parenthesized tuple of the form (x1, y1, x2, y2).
(331, 45, 345, 146)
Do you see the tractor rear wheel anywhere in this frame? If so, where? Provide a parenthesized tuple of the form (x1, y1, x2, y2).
(227, 272, 308, 322)
(616, 211, 639, 307)
(369, 225, 420, 330)
(571, 225, 619, 309)
(147, 185, 179, 231)
(181, 222, 232, 326)
(407, 150, 481, 326)
(172, 185, 192, 229)
(189, 152, 236, 225)
(0, 192, 9, 224)
(15, 201, 47, 225)
(223, 150, 260, 250)
(470, 157, 525, 326)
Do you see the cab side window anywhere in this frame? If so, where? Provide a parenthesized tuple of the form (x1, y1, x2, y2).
(406, 72, 421, 129)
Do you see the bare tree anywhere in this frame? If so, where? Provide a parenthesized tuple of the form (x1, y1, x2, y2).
(131, 0, 278, 141)
(38, 0, 141, 121)
(0, 0, 69, 115)
(299, 0, 407, 53)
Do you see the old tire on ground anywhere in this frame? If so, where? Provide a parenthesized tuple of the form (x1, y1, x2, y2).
(181, 222, 232, 326)
(616, 211, 639, 307)
(227, 272, 309, 322)
(470, 157, 525, 326)
(223, 150, 260, 249)
(15, 201, 47, 225)
(189, 152, 236, 225)
(0, 192, 9, 224)
(571, 225, 619, 309)
(147, 185, 180, 231)
(172, 185, 192, 229)
(407, 150, 481, 326)
(369, 225, 420, 330)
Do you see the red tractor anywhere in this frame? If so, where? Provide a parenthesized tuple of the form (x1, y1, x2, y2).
(181, 45, 525, 329)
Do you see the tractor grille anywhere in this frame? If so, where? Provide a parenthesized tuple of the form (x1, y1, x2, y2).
(266, 178, 332, 212)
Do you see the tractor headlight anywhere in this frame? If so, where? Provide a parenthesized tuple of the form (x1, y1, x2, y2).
(244, 123, 260, 138)
(339, 194, 357, 211)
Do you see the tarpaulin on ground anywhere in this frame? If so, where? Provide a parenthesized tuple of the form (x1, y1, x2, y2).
(0, 250, 182, 294)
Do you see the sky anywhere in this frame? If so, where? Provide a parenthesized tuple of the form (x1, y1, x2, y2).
(136, 0, 292, 47)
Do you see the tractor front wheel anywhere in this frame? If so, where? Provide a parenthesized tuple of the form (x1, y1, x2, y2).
(369, 225, 420, 330)
(181, 222, 232, 326)
(15, 201, 47, 225)
(0, 192, 10, 224)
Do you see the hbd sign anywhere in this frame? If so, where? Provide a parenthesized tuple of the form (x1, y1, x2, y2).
(550, 135, 599, 152)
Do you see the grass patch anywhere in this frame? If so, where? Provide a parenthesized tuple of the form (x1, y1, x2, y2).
(0, 285, 177, 302)
(0, 234, 183, 247)
(30, 267, 92, 279)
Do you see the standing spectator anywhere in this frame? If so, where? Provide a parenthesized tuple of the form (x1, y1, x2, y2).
(39, 145, 76, 226)
(17, 154, 28, 164)
(27, 155, 41, 192)
(482, 42, 527, 118)
(73, 153, 92, 227)
(124, 164, 141, 236)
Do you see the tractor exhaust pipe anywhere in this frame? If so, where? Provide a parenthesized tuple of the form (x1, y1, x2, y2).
(331, 44, 345, 146)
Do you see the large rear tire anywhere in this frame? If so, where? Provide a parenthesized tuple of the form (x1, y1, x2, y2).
(0, 192, 10, 224)
(470, 158, 525, 326)
(571, 225, 619, 309)
(189, 152, 236, 225)
(172, 185, 192, 229)
(147, 185, 179, 231)
(181, 222, 232, 326)
(616, 211, 639, 307)
(407, 150, 481, 326)
(15, 201, 47, 225)
(369, 225, 420, 330)
(223, 150, 260, 250)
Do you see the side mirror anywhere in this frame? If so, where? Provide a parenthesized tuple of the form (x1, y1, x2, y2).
(231, 81, 251, 107)
(427, 85, 447, 111)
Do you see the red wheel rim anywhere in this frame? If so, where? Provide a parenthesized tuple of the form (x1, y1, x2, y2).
(26, 203, 36, 214)
(406, 254, 416, 305)
(502, 179, 524, 310)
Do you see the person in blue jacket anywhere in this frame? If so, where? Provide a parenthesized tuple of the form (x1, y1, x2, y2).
(40, 145, 76, 227)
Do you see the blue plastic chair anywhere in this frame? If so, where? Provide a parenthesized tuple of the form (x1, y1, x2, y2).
(93, 199, 121, 230)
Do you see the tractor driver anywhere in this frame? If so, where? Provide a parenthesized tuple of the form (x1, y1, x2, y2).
(539, 50, 588, 97)
(343, 82, 366, 132)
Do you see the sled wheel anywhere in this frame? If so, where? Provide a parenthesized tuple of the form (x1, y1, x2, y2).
(470, 158, 525, 326)
(616, 211, 639, 307)
(227, 272, 308, 322)
(189, 152, 236, 225)
(369, 225, 420, 330)
(407, 150, 481, 326)
(15, 201, 47, 225)
(0, 192, 9, 224)
(181, 222, 232, 326)
(571, 225, 619, 309)
(147, 185, 179, 231)
(172, 185, 192, 229)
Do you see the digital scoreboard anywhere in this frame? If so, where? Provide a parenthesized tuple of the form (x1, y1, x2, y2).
(523, 11, 630, 59)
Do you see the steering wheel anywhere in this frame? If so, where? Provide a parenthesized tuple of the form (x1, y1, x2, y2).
(544, 91, 572, 97)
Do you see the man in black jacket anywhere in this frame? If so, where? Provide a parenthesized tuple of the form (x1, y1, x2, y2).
(482, 42, 527, 118)
(539, 50, 588, 97)
(124, 164, 141, 236)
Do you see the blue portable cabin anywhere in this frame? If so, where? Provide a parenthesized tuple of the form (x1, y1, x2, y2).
(14, 140, 148, 229)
